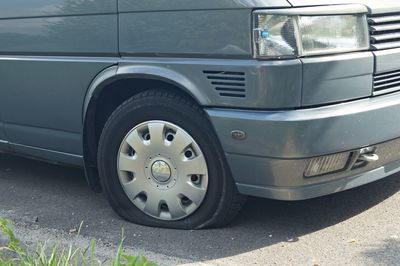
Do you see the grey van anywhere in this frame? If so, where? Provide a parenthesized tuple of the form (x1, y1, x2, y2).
(0, 0, 400, 229)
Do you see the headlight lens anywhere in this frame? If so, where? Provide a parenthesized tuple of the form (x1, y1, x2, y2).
(254, 13, 369, 58)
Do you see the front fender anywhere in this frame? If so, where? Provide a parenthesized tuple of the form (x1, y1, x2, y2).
(83, 64, 208, 122)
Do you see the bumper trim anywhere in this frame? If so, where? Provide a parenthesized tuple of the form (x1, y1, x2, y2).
(207, 90, 400, 158)
(236, 159, 400, 201)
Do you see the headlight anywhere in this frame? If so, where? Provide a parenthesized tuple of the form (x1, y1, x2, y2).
(253, 9, 369, 58)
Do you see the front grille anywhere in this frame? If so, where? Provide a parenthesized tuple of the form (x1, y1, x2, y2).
(373, 69, 400, 95)
(369, 13, 400, 50)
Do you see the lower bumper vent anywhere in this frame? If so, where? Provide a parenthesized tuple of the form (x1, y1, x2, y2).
(373, 69, 400, 95)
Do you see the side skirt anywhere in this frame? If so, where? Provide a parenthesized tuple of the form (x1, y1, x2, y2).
(2, 141, 83, 167)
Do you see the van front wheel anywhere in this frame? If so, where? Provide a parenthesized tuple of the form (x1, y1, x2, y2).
(97, 90, 245, 229)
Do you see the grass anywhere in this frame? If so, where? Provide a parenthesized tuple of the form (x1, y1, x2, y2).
(0, 219, 157, 266)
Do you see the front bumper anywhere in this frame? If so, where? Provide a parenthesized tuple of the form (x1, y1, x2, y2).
(206, 91, 400, 200)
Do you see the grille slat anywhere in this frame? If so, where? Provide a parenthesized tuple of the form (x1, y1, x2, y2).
(203, 71, 245, 76)
(374, 75, 400, 85)
(368, 15, 400, 24)
(372, 41, 400, 50)
(371, 32, 400, 42)
(374, 70, 400, 80)
(373, 69, 400, 94)
(375, 80, 400, 91)
(206, 76, 245, 81)
(375, 80, 400, 90)
(370, 23, 400, 32)
(369, 13, 400, 51)
(211, 81, 245, 87)
(203, 70, 246, 98)
(215, 87, 246, 92)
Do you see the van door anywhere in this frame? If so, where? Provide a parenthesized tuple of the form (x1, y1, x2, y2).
(0, 1, 118, 158)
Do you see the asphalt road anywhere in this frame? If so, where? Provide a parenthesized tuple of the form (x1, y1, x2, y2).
(0, 153, 399, 265)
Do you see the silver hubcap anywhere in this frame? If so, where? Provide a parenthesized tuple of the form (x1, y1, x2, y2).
(117, 121, 209, 221)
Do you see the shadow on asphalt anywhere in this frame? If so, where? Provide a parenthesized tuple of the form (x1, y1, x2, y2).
(0, 153, 399, 261)
(362, 238, 400, 265)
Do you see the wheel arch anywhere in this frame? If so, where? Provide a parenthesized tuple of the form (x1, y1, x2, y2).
(82, 64, 208, 190)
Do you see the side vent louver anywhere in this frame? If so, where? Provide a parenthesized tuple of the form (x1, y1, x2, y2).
(203, 71, 246, 98)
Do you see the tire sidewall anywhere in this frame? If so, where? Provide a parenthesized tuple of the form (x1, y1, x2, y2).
(98, 95, 230, 229)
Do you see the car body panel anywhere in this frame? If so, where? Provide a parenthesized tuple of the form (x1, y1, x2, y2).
(236, 159, 400, 200)
(206, 90, 400, 159)
(0, 0, 116, 18)
(0, 125, 6, 149)
(118, 0, 290, 12)
(117, 57, 303, 108)
(0, 56, 117, 155)
(117, 0, 290, 58)
(119, 10, 252, 58)
(301, 52, 374, 106)
(226, 137, 400, 189)
(82, 58, 304, 119)
(374, 48, 400, 73)
(0, 1, 118, 156)
(10, 142, 84, 166)
(0, 15, 118, 55)
(207, 91, 400, 200)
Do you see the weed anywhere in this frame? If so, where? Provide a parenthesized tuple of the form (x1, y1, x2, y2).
(0, 219, 156, 266)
